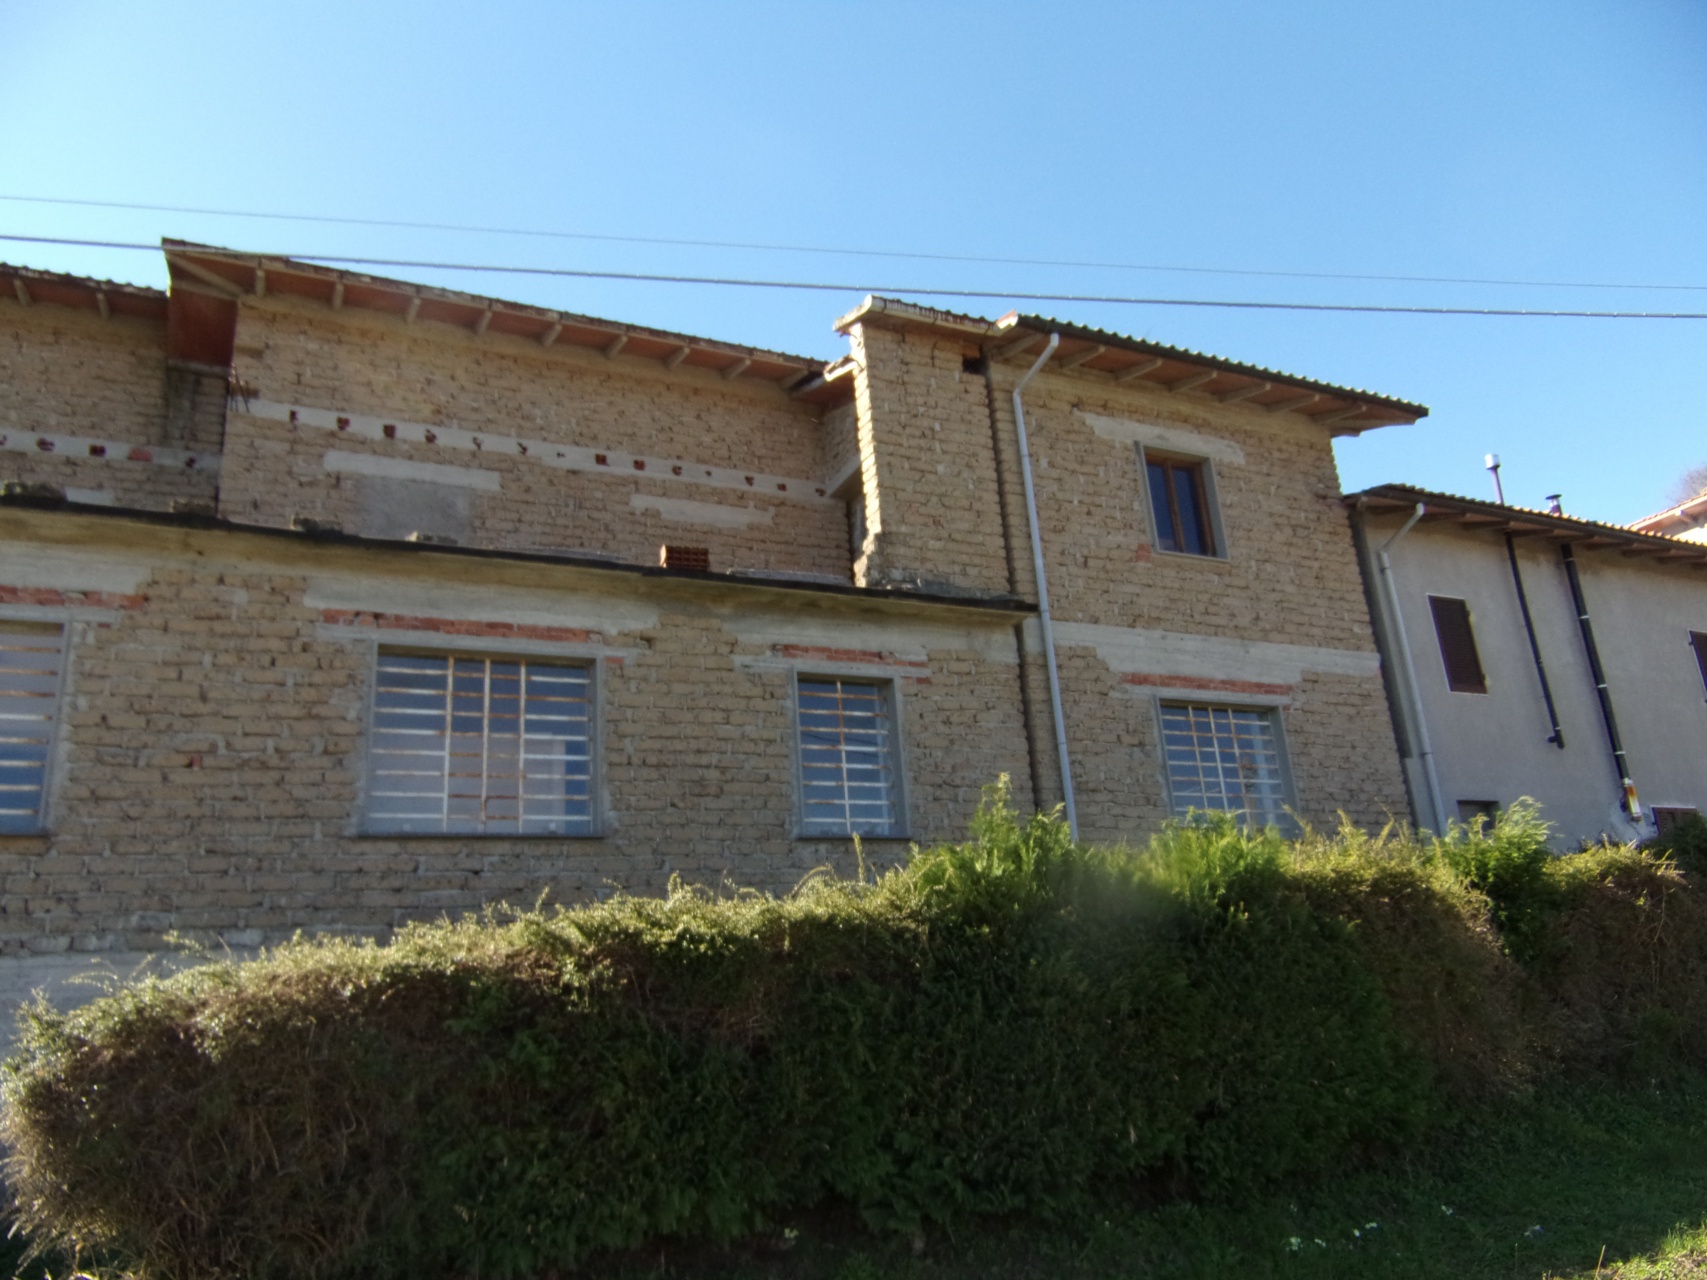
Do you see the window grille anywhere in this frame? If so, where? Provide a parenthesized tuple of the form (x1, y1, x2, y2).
(0, 623, 64, 834)
(1159, 702, 1288, 828)
(797, 677, 899, 835)
(365, 652, 593, 834)
(1428, 596, 1488, 694)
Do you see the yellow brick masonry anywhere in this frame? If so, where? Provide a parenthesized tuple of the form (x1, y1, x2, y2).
(221, 298, 852, 577)
(847, 324, 1009, 596)
(970, 346, 1409, 838)
(0, 509, 1031, 955)
(0, 299, 219, 511)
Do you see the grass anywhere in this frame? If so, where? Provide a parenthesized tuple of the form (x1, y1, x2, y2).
(585, 1072, 1707, 1280)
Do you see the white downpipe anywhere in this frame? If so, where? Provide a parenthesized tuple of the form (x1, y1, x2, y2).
(1010, 334, 1078, 839)
(1376, 503, 1449, 834)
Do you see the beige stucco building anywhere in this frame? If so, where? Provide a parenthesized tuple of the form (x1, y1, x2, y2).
(1353, 485, 1707, 847)
(1, 244, 1424, 998)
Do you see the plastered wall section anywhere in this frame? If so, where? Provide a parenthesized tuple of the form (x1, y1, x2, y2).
(0, 511, 1032, 956)
(0, 299, 220, 510)
(847, 324, 1011, 596)
(218, 298, 854, 579)
(1376, 513, 1707, 845)
(987, 364, 1407, 834)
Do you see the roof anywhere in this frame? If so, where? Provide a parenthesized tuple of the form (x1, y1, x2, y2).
(0, 261, 166, 322)
(1354, 484, 1707, 568)
(833, 295, 1428, 435)
(159, 240, 834, 392)
(1629, 488, 1707, 540)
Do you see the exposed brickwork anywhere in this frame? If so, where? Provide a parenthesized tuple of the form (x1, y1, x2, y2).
(219, 298, 851, 577)
(0, 301, 218, 510)
(0, 519, 1031, 955)
(847, 325, 1009, 595)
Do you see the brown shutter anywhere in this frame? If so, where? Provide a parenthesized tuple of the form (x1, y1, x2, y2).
(1428, 595, 1488, 694)
(1692, 631, 1707, 698)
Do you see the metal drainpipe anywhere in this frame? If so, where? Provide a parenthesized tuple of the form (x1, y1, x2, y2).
(1559, 542, 1643, 823)
(1503, 532, 1566, 748)
(1009, 334, 1077, 839)
(1374, 503, 1450, 833)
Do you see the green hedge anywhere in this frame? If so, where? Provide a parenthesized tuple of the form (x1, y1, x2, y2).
(4, 785, 1703, 1279)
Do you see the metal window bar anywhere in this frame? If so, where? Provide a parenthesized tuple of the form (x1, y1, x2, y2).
(1160, 703, 1287, 828)
(797, 677, 896, 835)
(367, 652, 592, 834)
(0, 624, 64, 834)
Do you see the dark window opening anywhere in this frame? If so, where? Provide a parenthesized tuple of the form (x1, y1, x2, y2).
(1458, 799, 1499, 828)
(1146, 455, 1216, 556)
(1691, 631, 1707, 699)
(1429, 595, 1488, 694)
(1653, 806, 1700, 835)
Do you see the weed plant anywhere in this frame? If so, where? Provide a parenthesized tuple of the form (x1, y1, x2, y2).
(3, 784, 1702, 1279)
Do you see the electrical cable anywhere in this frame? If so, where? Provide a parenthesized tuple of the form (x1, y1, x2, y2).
(3, 192, 1703, 294)
(5, 233, 1707, 320)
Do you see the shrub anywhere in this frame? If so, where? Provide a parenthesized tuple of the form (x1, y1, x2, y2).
(3, 783, 1701, 1279)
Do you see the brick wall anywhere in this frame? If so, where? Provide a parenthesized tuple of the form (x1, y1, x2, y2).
(0, 299, 218, 511)
(0, 509, 1032, 955)
(847, 324, 1010, 596)
(220, 298, 853, 578)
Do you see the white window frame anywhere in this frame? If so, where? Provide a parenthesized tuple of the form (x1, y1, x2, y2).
(1155, 699, 1294, 829)
(0, 620, 68, 836)
(793, 674, 908, 839)
(1136, 444, 1230, 561)
(360, 646, 600, 837)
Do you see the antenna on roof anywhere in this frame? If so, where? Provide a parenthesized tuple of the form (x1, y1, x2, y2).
(1484, 453, 1506, 505)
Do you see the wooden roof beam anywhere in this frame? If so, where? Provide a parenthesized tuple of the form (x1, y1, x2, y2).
(1170, 370, 1218, 393)
(1314, 403, 1366, 427)
(1058, 343, 1106, 370)
(166, 254, 246, 298)
(1267, 392, 1319, 415)
(13, 277, 30, 306)
(539, 321, 562, 348)
(330, 280, 344, 310)
(993, 333, 1041, 361)
(664, 344, 692, 369)
(722, 356, 752, 380)
(1218, 380, 1270, 404)
(1114, 356, 1165, 382)
(604, 334, 627, 359)
(403, 295, 422, 324)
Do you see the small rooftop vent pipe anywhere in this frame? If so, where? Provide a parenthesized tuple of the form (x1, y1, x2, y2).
(1546, 494, 1563, 515)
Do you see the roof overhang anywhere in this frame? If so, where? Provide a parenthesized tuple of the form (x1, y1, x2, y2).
(835, 295, 1427, 435)
(1354, 484, 1707, 568)
(162, 240, 832, 396)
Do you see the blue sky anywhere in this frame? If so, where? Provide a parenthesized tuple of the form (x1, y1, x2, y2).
(2, 0, 1703, 523)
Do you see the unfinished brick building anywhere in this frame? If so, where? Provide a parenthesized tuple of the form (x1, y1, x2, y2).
(0, 243, 1426, 995)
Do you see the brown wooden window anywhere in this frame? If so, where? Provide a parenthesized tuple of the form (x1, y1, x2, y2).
(1428, 595, 1488, 694)
(1691, 631, 1707, 699)
(1146, 455, 1217, 557)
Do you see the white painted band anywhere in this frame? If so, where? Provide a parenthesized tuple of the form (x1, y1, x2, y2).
(246, 400, 838, 507)
(1076, 411, 1246, 466)
(630, 493, 773, 529)
(1045, 619, 1381, 684)
(322, 448, 501, 491)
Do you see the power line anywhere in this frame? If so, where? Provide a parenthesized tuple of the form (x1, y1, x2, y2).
(6, 233, 1707, 321)
(3, 191, 1703, 295)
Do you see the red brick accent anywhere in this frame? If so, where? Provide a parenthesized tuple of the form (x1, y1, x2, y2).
(0, 585, 145, 611)
(319, 609, 598, 644)
(1119, 672, 1295, 697)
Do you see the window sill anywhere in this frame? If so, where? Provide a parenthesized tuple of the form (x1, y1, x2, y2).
(794, 831, 912, 842)
(1151, 548, 1231, 567)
